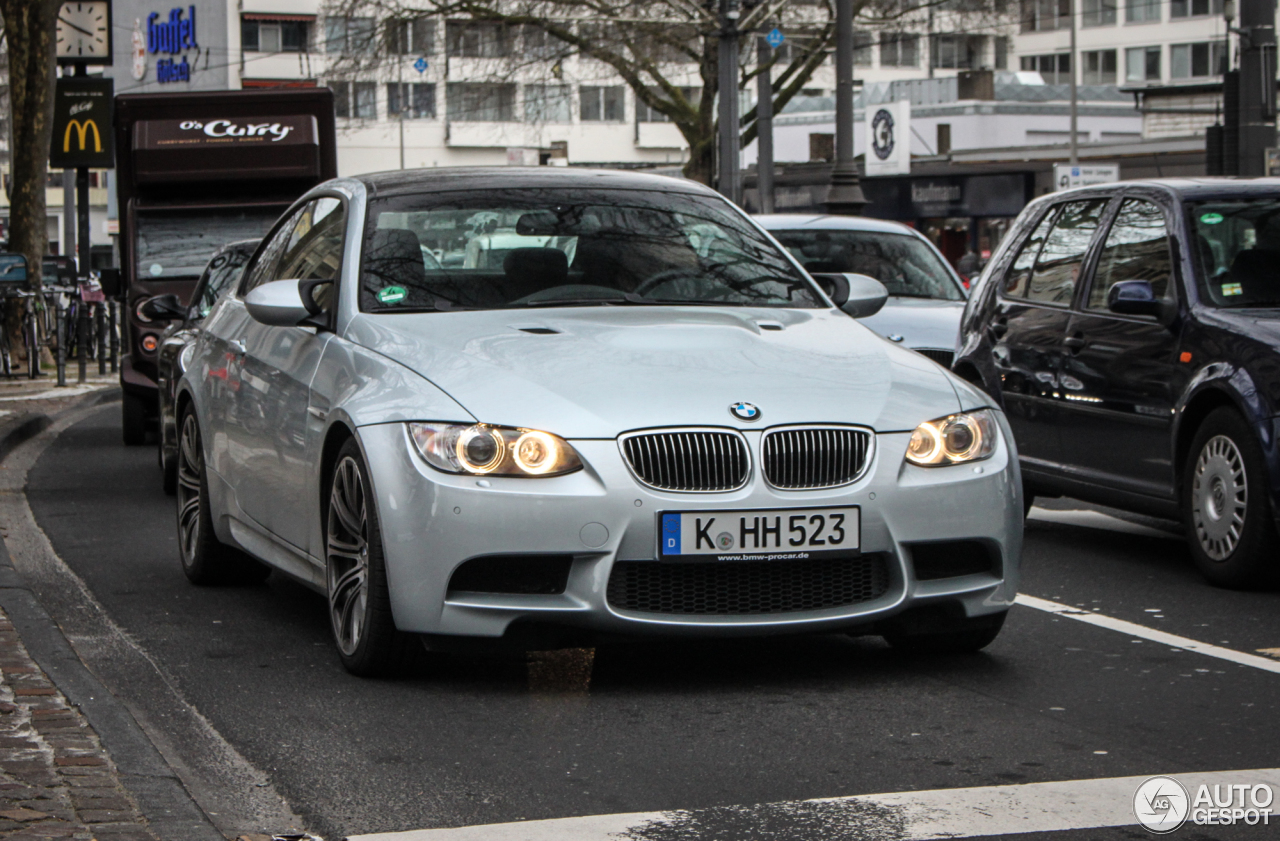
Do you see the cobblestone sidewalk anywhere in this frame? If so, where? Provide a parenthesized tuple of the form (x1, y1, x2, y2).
(0, 607, 157, 841)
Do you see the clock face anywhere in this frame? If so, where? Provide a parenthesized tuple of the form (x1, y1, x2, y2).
(57, 1, 111, 61)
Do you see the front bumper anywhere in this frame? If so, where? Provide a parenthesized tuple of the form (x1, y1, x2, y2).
(358, 417, 1023, 639)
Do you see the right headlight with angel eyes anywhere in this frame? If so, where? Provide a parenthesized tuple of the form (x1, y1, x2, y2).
(904, 410, 998, 467)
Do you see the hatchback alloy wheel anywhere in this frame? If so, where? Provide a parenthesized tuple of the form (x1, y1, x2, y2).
(1192, 434, 1248, 561)
(327, 455, 370, 658)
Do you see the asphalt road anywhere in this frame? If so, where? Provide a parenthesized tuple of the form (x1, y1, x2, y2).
(25, 407, 1280, 840)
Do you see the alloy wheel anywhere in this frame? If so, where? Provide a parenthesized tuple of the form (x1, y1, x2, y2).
(176, 413, 203, 565)
(1192, 434, 1248, 561)
(327, 456, 369, 657)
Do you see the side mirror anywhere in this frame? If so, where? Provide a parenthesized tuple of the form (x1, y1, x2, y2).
(98, 267, 122, 298)
(0, 252, 28, 285)
(1108, 280, 1163, 316)
(836, 273, 889, 318)
(245, 278, 311, 326)
(139, 293, 185, 321)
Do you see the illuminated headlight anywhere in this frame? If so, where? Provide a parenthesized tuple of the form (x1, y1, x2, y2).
(904, 410, 998, 467)
(408, 422, 583, 477)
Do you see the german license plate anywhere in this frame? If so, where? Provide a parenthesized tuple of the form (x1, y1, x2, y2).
(658, 506, 860, 562)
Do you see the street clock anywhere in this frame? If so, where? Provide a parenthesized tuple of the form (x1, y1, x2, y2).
(57, 1, 113, 65)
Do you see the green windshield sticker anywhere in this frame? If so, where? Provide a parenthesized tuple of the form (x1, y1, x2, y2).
(1222, 282, 1243, 297)
(1201, 212, 1225, 225)
(376, 286, 407, 305)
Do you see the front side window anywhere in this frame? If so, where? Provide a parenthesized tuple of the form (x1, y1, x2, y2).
(1025, 199, 1109, 305)
(771, 230, 963, 301)
(275, 198, 346, 312)
(1191, 198, 1280, 307)
(1003, 209, 1057, 298)
(197, 245, 257, 317)
(1089, 200, 1172, 310)
(358, 189, 818, 312)
(241, 208, 304, 294)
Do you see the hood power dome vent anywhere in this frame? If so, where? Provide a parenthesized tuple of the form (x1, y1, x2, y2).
(515, 326, 562, 335)
(756, 321, 784, 331)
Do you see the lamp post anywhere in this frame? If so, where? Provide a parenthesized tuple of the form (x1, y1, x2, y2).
(823, 0, 867, 214)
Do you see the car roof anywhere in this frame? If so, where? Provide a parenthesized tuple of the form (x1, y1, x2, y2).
(1054, 177, 1280, 202)
(354, 167, 719, 199)
(754, 214, 921, 236)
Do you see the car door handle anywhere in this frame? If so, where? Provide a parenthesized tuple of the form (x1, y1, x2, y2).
(229, 339, 247, 357)
(989, 320, 1008, 338)
(1063, 334, 1087, 352)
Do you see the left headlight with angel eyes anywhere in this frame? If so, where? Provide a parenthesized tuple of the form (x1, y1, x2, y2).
(904, 410, 999, 467)
(408, 422, 584, 477)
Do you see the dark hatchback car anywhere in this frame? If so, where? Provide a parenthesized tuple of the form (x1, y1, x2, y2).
(145, 240, 260, 495)
(956, 178, 1280, 588)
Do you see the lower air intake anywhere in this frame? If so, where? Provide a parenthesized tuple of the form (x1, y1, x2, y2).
(606, 555, 890, 615)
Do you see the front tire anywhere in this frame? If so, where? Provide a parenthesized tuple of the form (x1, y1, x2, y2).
(883, 611, 1007, 654)
(1183, 408, 1279, 588)
(175, 409, 270, 586)
(326, 439, 420, 677)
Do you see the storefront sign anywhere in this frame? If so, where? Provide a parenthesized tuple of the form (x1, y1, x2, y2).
(136, 116, 314, 148)
(865, 100, 911, 177)
(50, 77, 115, 168)
(1052, 163, 1119, 191)
(146, 6, 197, 84)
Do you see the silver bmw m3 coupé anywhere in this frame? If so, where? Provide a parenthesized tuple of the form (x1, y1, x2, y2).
(172, 168, 1023, 676)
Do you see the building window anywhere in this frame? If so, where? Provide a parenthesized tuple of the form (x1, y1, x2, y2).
(1171, 41, 1227, 78)
(1125, 46, 1161, 82)
(1021, 0, 1069, 32)
(1082, 0, 1117, 26)
(387, 82, 436, 118)
(522, 25, 567, 60)
(994, 36, 1008, 70)
(524, 84, 572, 122)
(1125, 0, 1160, 22)
(446, 82, 516, 121)
(1082, 49, 1117, 84)
(329, 81, 377, 119)
(931, 34, 984, 70)
(1021, 53, 1071, 84)
(637, 86, 700, 122)
(386, 17, 433, 56)
(580, 85, 624, 121)
(1171, 0, 1222, 17)
(879, 33, 918, 67)
(853, 30, 873, 66)
(241, 17, 310, 53)
(446, 22, 512, 57)
(325, 17, 373, 54)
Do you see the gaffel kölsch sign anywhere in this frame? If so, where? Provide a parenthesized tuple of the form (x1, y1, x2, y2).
(147, 6, 197, 83)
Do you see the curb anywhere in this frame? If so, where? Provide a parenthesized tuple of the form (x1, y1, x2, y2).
(0, 391, 226, 840)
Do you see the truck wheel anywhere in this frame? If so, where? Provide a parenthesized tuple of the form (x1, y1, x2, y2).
(176, 408, 270, 586)
(1183, 408, 1279, 588)
(122, 392, 148, 446)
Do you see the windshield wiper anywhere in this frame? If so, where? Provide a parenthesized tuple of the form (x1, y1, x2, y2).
(515, 293, 663, 308)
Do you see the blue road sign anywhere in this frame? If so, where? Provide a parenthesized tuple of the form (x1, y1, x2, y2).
(766, 28, 785, 49)
(414, 57, 428, 73)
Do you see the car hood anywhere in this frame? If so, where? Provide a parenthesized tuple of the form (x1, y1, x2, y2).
(344, 307, 960, 438)
(857, 297, 964, 351)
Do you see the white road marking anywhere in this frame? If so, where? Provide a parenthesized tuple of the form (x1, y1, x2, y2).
(347, 767, 1280, 840)
(0, 384, 111, 402)
(1016, 594, 1280, 674)
(1026, 506, 1179, 539)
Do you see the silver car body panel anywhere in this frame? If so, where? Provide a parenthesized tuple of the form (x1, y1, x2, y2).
(179, 171, 1022, 641)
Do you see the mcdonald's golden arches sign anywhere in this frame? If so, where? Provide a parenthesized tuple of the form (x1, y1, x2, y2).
(50, 77, 114, 168)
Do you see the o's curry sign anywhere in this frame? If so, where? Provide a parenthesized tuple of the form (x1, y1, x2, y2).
(50, 77, 115, 169)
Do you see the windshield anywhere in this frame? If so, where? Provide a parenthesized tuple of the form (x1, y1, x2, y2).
(1191, 199, 1280, 307)
(196, 243, 257, 317)
(135, 209, 280, 281)
(360, 188, 820, 312)
(770, 229, 964, 301)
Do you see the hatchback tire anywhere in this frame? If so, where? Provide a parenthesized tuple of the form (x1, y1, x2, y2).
(883, 610, 1006, 654)
(326, 439, 421, 677)
(1183, 408, 1280, 588)
(176, 408, 271, 586)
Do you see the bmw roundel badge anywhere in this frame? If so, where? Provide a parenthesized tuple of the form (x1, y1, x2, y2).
(730, 402, 761, 422)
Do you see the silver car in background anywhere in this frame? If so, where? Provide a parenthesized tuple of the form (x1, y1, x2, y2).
(173, 168, 1022, 676)
(756, 214, 968, 368)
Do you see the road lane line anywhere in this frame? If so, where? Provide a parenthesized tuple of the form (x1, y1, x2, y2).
(347, 767, 1280, 840)
(1015, 594, 1280, 674)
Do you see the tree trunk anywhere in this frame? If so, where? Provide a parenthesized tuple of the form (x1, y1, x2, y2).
(0, 0, 57, 367)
